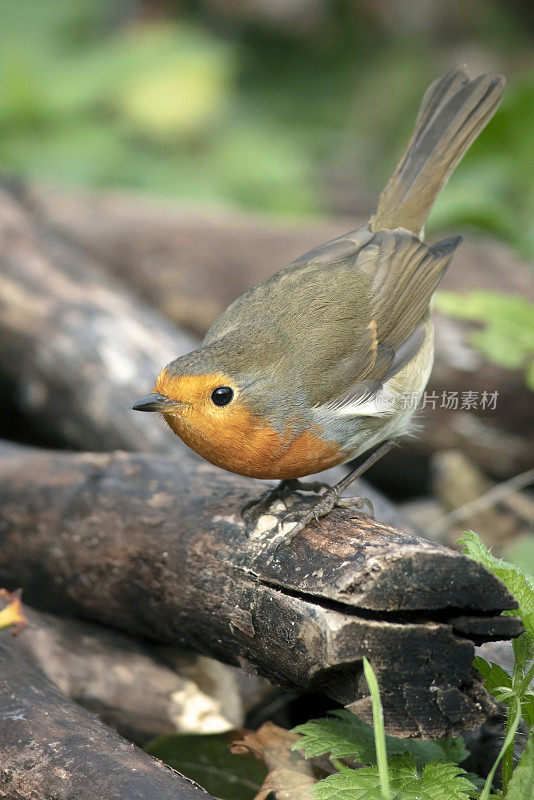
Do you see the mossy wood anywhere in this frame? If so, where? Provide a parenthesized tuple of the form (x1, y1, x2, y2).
(0, 442, 521, 739)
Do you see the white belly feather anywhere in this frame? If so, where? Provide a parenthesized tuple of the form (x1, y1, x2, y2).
(313, 320, 434, 461)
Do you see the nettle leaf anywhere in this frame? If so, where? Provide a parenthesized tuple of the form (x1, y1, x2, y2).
(309, 763, 383, 800)
(513, 630, 534, 670)
(293, 710, 468, 768)
(471, 655, 534, 718)
(293, 711, 378, 761)
(310, 774, 382, 799)
(473, 656, 512, 695)
(459, 531, 534, 617)
(309, 756, 477, 800)
(520, 612, 534, 646)
(404, 760, 480, 800)
(459, 531, 534, 667)
(506, 733, 534, 800)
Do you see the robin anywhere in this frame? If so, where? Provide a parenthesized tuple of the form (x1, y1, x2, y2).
(132, 66, 504, 542)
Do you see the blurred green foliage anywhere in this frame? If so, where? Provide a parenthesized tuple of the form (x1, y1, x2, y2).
(435, 291, 534, 389)
(506, 536, 534, 581)
(429, 75, 534, 258)
(1, 0, 533, 257)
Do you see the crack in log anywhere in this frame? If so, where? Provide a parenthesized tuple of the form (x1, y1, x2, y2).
(254, 572, 517, 628)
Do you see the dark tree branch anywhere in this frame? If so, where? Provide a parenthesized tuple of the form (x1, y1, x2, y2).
(0, 630, 213, 800)
(19, 606, 259, 745)
(0, 184, 197, 453)
(0, 442, 521, 738)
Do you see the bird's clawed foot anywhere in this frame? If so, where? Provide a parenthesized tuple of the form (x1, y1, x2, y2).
(242, 441, 393, 546)
(241, 478, 329, 533)
(276, 491, 374, 548)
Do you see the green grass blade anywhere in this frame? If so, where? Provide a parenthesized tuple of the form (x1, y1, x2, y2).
(480, 699, 522, 800)
(362, 657, 392, 800)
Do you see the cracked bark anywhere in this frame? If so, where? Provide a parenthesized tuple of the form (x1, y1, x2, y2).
(0, 442, 521, 738)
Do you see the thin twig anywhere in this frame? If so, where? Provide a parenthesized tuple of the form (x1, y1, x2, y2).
(428, 468, 534, 537)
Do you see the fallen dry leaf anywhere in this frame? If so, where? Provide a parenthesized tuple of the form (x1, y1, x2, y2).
(0, 588, 28, 634)
(232, 722, 318, 800)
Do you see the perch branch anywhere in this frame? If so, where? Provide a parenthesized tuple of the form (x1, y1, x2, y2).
(0, 442, 521, 738)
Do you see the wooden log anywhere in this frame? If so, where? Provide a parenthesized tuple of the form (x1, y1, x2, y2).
(0, 630, 213, 800)
(24, 183, 355, 337)
(19, 606, 263, 745)
(0, 184, 197, 453)
(24, 184, 533, 335)
(23, 183, 534, 478)
(0, 442, 521, 738)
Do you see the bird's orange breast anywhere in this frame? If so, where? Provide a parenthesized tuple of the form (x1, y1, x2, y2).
(163, 405, 344, 479)
(156, 380, 342, 481)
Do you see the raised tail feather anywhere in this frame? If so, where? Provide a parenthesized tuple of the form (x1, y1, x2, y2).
(369, 66, 505, 236)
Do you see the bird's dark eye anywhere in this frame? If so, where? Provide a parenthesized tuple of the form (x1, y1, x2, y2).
(211, 386, 234, 407)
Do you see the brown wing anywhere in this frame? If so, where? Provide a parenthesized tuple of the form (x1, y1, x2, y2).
(368, 229, 461, 351)
(318, 228, 461, 409)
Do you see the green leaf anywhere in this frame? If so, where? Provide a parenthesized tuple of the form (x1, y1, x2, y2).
(459, 532, 534, 602)
(459, 531, 534, 647)
(521, 612, 534, 644)
(310, 755, 477, 800)
(145, 731, 266, 800)
(474, 655, 534, 726)
(293, 710, 468, 769)
(513, 631, 534, 672)
(309, 764, 384, 800)
(521, 694, 534, 728)
(396, 758, 479, 800)
(506, 733, 534, 800)
(479, 700, 523, 800)
(473, 656, 513, 695)
(293, 711, 376, 759)
(434, 292, 534, 388)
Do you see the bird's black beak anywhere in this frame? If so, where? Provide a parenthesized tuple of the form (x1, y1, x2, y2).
(130, 393, 173, 413)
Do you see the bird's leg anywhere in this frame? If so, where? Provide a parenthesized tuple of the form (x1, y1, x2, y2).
(276, 440, 395, 547)
(241, 478, 330, 532)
